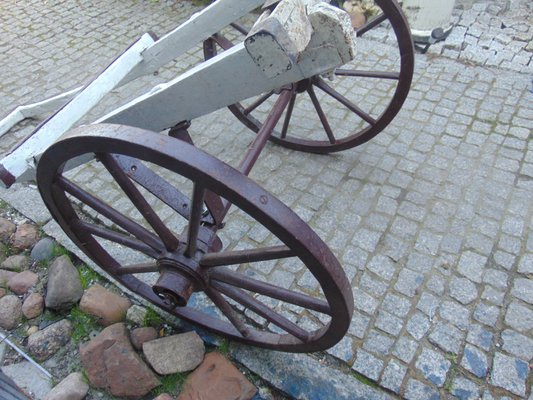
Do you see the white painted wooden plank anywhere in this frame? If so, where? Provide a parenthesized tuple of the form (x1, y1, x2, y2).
(0, 87, 82, 138)
(0, 34, 156, 187)
(122, 0, 265, 83)
(0, 110, 24, 138)
(100, 23, 352, 133)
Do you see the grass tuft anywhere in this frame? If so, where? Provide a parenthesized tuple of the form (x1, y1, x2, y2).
(217, 338, 231, 356)
(143, 307, 164, 328)
(78, 265, 101, 289)
(50, 244, 71, 259)
(351, 371, 378, 388)
(151, 372, 188, 396)
(68, 306, 100, 342)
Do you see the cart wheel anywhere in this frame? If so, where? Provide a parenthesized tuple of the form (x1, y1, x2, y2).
(37, 124, 353, 352)
(204, 0, 414, 153)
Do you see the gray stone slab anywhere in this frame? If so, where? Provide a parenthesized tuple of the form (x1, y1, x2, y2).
(0, 184, 51, 225)
(466, 324, 493, 352)
(511, 278, 533, 304)
(0, 342, 7, 364)
(473, 302, 500, 326)
(2, 361, 53, 400)
(429, 321, 464, 355)
(457, 251, 487, 283)
(380, 359, 406, 394)
(393, 336, 418, 364)
(394, 268, 424, 297)
(518, 254, 533, 274)
(406, 312, 430, 341)
(415, 348, 451, 387)
(352, 349, 384, 381)
(501, 329, 533, 361)
(404, 379, 440, 400)
(451, 376, 480, 400)
(449, 276, 478, 304)
(460, 344, 488, 378)
(505, 301, 533, 332)
(231, 345, 392, 400)
(490, 352, 529, 397)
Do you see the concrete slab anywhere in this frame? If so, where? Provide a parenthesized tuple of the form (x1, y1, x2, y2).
(2, 361, 52, 400)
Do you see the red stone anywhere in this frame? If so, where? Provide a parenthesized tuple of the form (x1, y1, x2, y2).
(8, 270, 38, 295)
(80, 323, 160, 397)
(11, 223, 39, 250)
(177, 352, 257, 400)
(130, 327, 158, 350)
(153, 395, 174, 400)
(22, 293, 44, 319)
(0, 269, 18, 285)
(0, 217, 16, 243)
(79, 284, 131, 326)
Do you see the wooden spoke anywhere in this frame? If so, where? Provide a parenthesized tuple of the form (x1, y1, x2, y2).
(280, 91, 297, 139)
(356, 12, 388, 36)
(230, 22, 249, 36)
(71, 219, 159, 258)
(335, 69, 400, 80)
(200, 245, 294, 267)
(57, 176, 163, 252)
(185, 183, 206, 257)
(201, 0, 414, 154)
(39, 124, 354, 351)
(307, 86, 336, 144)
(314, 78, 377, 126)
(116, 262, 159, 275)
(98, 154, 180, 251)
(212, 281, 309, 342)
(112, 155, 200, 222)
(212, 33, 234, 50)
(244, 91, 274, 115)
(210, 268, 331, 315)
(205, 288, 250, 338)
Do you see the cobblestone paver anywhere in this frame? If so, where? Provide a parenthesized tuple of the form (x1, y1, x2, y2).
(1, 1, 532, 399)
(430, 0, 533, 74)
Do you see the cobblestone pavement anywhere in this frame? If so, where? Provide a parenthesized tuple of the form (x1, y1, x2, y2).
(430, 0, 533, 74)
(1, 1, 532, 399)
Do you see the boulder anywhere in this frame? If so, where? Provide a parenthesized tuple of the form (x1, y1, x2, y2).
(0, 217, 16, 243)
(44, 372, 89, 400)
(143, 331, 205, 375)
(177, 352, 257, 400)
(27, 319, 72, 361)
(22, 292, 45, 319)
(45, 255, 83, 310)
(126, 304, 148, 326)
(131, 326, 158, 350)
(8, 270, 38, 294)
(0, 295, 23, 330)
(154, 395, 174, 400)
(30, 237, 55, 262)
(27, 325, 39, 335)
(80, 323, 160, 397)
(0, 269, 17, 285)
(1, 254, 31, 271)
(79, 284, 131, 325)
(11, 223, 39, 251)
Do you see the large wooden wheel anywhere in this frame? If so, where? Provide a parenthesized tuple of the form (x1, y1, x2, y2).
(204, 0, 414, 153)
(37, 124, 353, 352)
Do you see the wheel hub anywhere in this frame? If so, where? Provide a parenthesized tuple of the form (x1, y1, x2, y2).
(295, 79, 312, 93)
(153, 251, 207, 307)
